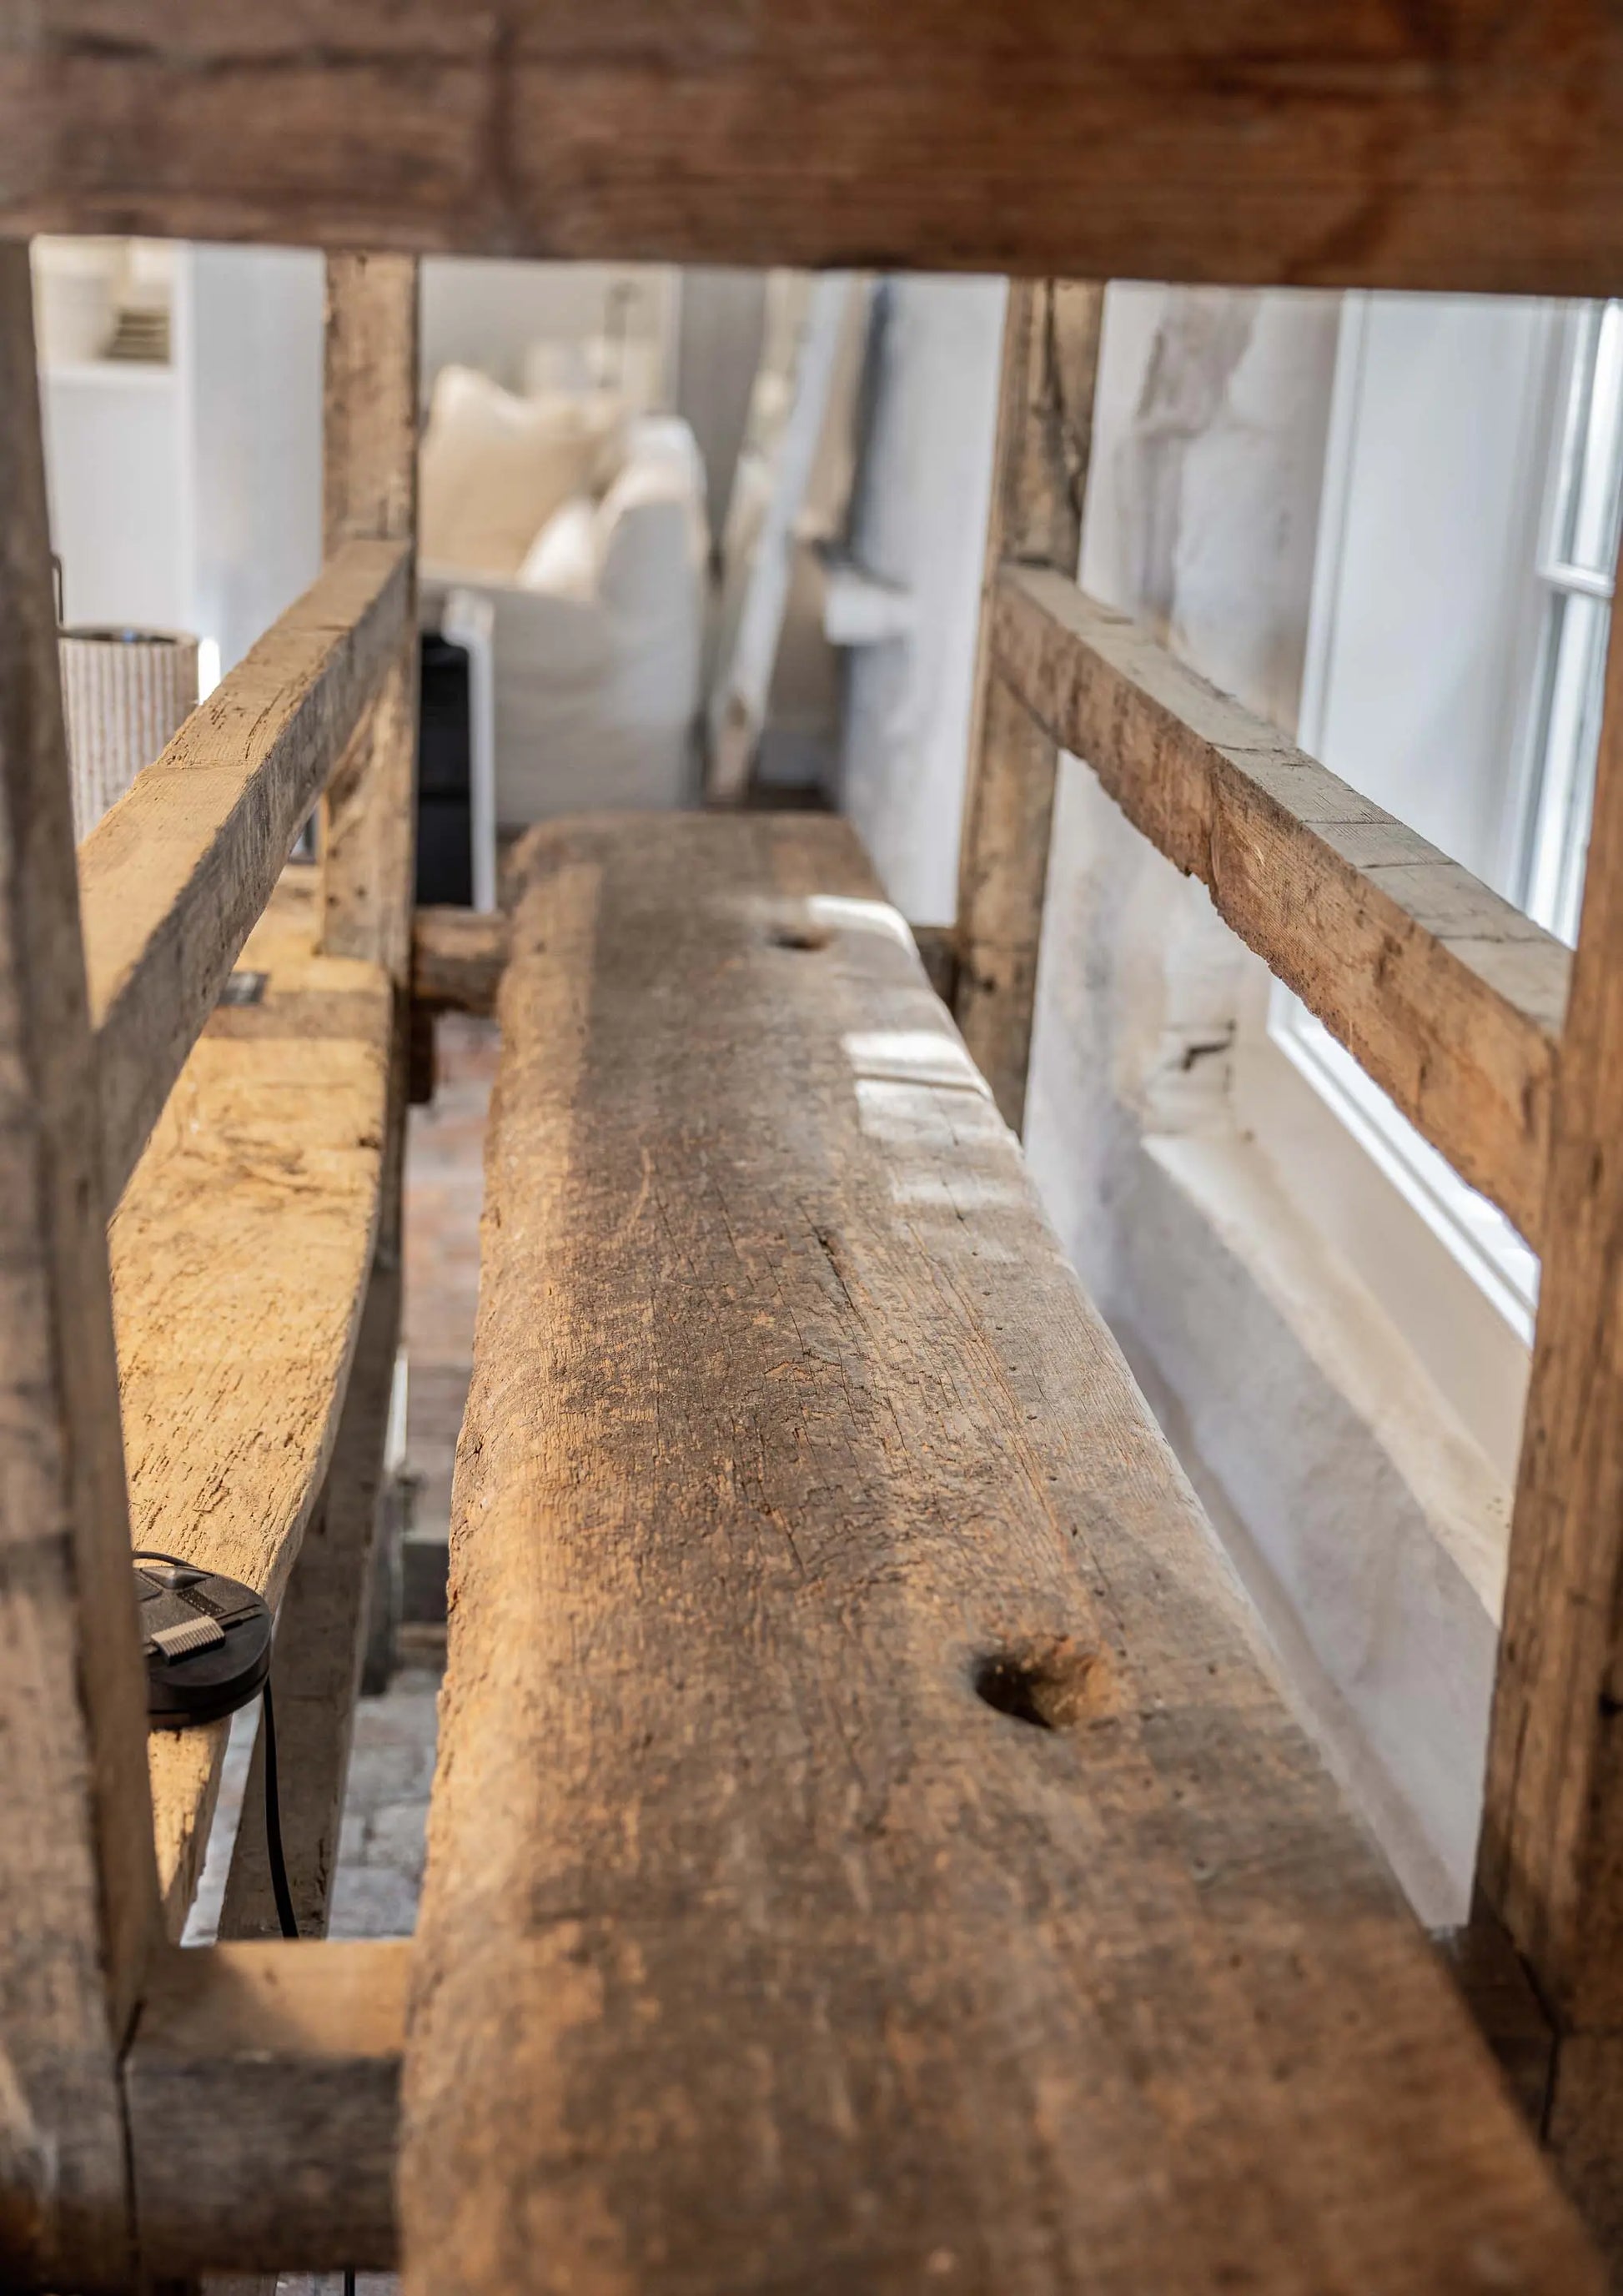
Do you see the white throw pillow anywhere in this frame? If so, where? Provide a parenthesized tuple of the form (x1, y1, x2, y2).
(515, 496, 601, 601)
(419, 366, 626, 579)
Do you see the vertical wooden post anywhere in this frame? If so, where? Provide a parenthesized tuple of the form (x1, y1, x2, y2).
(321, 250, 420, 989)
(1480, 544, 1623, 2253)
(0, 243, 162, 2288)
(952, 279, 1103, 1134)
(224, 253, 423, 1937)
(220, 1259, 403, 1941)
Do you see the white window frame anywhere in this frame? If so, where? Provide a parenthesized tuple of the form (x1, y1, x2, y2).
(1229, 292, 1605, 1470)
(1232, 291, 1623, 1468)
(1513, 298, 1623, 943)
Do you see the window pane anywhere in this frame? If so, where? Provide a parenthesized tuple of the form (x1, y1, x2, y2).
(1524, 587, 1610, 942)
(1555, 300, 1623, 583)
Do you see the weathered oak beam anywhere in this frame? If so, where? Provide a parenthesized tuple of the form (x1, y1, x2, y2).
(0, 240, 162, 2296)
(125, 1941, 405, 2278)
(80, 537, 410, 1209)
(219, 1253, 401, 1942)
(412, 905, 510, 1018)
(401, 811, 1600, 2296)
(113, 872, 390, 1933)
(321, 253, 420, 990)
(955, 279, 1102, 1133)
(1481, 560, 1623, 2257)
(315, 251, 420, 1711)
(992, 562, 1567, 1246)
(3, 5, 1623, 293)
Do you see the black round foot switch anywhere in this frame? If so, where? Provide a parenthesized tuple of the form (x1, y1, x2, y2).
(136, 1554, 273, 1728)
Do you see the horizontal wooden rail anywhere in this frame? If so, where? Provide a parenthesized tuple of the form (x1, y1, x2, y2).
(992, 563, 1568, 1247)
(412, 906, 510, 1017)
(4, 5, 1623, 293)
(125, 1940, 404, 2277)
(113, 872, 391, 1929)
(79, 536, 410, 1211)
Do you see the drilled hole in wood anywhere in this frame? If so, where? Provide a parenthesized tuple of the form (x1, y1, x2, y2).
(769, 922, 833, 952)
(972, 1638, 1108, 1731)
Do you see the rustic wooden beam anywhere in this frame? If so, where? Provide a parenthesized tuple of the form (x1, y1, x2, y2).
(112, 872, 390, 1934)
(0, 243, 163, 2294)
(79, 537, 410, 1211)
(125, 1941, 404, 2278)
(401, 811, 1601, 2296)
(313, 252, 420, 1724)
(219, 1252, 401, 1941)
(1480, 554, 1623, 2258)
(321, 254, 420, 990)
(992, 563, 1566, 1246)
(3, 6, 1623, 293)
(954, 279, 1101, 1133)
(1435, 1912, 1555, 2137)
(412, 905, 510, 1018)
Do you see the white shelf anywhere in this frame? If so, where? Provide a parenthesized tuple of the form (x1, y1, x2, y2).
(43, 359, 176, 389)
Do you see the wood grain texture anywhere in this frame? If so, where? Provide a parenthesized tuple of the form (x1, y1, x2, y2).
(1545, 2034, 1623, 2258)
(0, 242, 160, 2296)
(413, 905, 510, 1017)
(110, 870, 390, 1932)
(80, 537, 408, 1208)
(402, 811, 1600, 2296)
(956, 282, 1103, 1136)
(321, 254, 419, 988)
(126, 1941, 405, 2277)
(1437, 1913, 1555, 2135)
(219, 1253, 401, 1942)
(3, 5, 1623, 292)
(1480, 577, 1623, 2204)
(994, 563, 1567, 1244)
(324, 254, 419, 555)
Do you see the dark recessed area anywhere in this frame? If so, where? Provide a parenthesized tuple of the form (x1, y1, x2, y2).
(972, 1639, 1108, 1731)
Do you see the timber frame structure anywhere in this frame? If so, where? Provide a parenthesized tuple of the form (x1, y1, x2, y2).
(5, 8, 1623, 2291)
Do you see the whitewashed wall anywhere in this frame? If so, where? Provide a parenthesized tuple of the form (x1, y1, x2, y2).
(420, 258, 677, 403)
(184, 245, 324, 676)
(839, 275, 1007, 923)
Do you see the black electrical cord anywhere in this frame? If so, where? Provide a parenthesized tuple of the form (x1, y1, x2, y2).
(259, 1678, 299, 1943)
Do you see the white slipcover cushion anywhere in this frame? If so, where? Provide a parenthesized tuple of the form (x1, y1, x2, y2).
(420, 366, 625, 579)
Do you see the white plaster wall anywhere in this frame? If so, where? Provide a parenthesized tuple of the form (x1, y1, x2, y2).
(842, 275, 1513, 1924)
(184, 245, 324, 676)
(838, 275, 1007, 924)
(421, 258, 676, 403)
(1302, 293, 1562, 893)
(42, 367, 188, 631)
(676, 268, 766, 546)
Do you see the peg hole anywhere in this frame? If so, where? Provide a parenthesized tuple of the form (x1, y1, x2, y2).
(972, 1638, 1109, 1731)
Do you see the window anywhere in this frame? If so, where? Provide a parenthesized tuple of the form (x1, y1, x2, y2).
(1237, 293, 1623, 1424)
(1230, 291, 1620, 1463)
(1516, 299, 1623, 944)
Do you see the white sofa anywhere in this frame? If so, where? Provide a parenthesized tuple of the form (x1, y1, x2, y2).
(419, 366, 708, 828)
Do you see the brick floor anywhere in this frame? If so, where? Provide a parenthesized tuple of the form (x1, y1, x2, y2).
(402, 1013, 498, 1617)
(404, 1012, 495, 1373)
